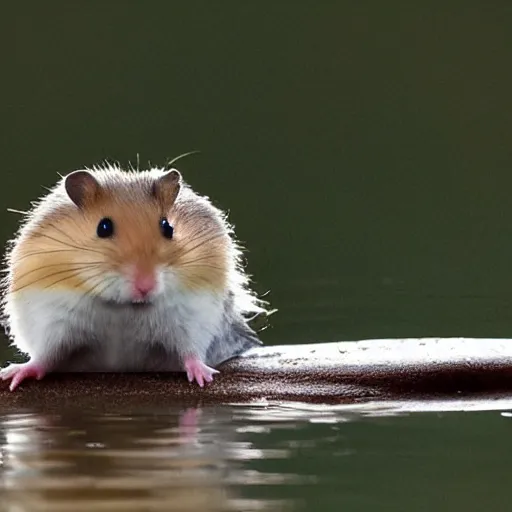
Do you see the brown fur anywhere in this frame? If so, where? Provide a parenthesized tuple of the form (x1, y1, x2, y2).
(7, 167, 231, 297)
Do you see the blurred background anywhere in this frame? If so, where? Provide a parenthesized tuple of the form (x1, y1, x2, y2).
(4, 1, 512, 353)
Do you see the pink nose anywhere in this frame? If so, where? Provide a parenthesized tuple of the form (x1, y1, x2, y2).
(132, 273, 156, 300)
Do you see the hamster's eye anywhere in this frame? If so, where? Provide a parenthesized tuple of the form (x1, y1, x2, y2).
(159, 218, 174, 239)
(97, 217, 114, 238)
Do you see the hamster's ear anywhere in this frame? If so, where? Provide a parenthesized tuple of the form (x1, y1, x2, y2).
(64, 170, 100, 208)
(153, 169, 182, 206)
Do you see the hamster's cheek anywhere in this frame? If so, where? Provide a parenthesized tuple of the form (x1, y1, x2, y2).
(88, 271, 131, 303)
(160, 266, 185, 291)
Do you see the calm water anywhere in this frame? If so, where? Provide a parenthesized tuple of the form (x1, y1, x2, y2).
(2, 402, 512, 512)
(5, 1, 512, 510)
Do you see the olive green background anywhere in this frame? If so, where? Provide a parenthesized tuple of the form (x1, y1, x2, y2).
(4, 2, 512, 511)
(5, 1, 512, 353)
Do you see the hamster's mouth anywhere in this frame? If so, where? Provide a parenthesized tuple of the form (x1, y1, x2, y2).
(130, 300, 153, 307)
(101, 298, 155, 309)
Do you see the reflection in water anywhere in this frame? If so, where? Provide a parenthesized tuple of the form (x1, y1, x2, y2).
(1, 398, 512, 510)
(0, 402, 405, 511)
(0, 405, 313, 511)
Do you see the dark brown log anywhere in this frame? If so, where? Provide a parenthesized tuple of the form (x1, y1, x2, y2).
(2, 338, 512, 413)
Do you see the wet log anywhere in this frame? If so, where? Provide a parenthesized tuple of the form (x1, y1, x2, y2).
(1, 338, 512, 413)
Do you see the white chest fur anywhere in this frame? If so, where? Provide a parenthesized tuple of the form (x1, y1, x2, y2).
(5, 288, 226, 371)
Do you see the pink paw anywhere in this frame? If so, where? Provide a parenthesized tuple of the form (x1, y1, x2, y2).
(183, 357, 219, 388)
(0, 361, 46, 391)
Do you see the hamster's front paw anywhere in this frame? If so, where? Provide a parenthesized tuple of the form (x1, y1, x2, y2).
(0, 360, 47, 391)
(183, 356, 219, 388)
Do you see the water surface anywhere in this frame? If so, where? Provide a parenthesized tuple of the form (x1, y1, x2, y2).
(2, 402, 512, 511)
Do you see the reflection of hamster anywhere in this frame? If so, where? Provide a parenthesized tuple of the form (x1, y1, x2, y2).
(0, 164, 269, 391)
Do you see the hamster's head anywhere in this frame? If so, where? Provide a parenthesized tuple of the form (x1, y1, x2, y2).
(11, 167, 231, 305)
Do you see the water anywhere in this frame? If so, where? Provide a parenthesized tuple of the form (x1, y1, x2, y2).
(2, 403, 512, 512)
(5, 1, 512, 510)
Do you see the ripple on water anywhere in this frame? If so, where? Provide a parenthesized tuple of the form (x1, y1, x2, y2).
(2, 399, 512, 511)
(0, 404, 336, 512)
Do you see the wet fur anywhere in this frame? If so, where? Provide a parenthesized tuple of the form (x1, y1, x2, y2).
(1, 164, 267, 373)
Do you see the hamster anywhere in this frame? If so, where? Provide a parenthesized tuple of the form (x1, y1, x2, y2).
(0, 164, 269, 391)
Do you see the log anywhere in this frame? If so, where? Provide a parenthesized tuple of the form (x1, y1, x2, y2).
(2, 338, 512, 413)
